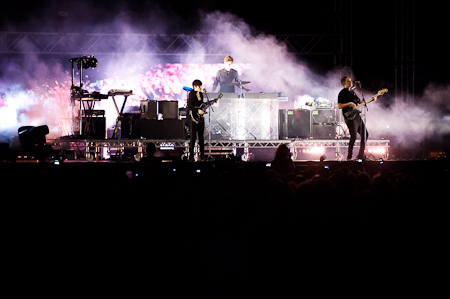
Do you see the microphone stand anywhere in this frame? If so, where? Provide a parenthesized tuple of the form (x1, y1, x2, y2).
(237, 80, 244, 98)
(203, 90, 213, 161)
(358, 82, 369, 156)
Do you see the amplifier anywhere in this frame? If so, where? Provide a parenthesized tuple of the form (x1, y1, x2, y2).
(279, 109, 311, 139)
(312, 125, 336, 139)
(311, 109, 336, 125)
(140, 100, 157, 119)
(82, 117, 105, 139)
(311, 109, 336, 139)
(121, 113, 141, 138)
(158, 101, 178, 119)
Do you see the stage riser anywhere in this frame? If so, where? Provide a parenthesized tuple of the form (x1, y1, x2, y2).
(292, 146, 388, 161)
(52, 139, 390, 162)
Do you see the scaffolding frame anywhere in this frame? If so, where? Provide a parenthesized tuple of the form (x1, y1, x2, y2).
(51, 138, 389, 162)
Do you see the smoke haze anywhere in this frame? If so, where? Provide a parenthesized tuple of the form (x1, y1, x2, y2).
(1, 1, 449, 156)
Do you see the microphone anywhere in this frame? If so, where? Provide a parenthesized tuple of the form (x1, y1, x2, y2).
(203, 88, 209, 100)
(354, 81, 362, 87)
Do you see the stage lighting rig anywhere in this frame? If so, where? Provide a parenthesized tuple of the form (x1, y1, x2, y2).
(68, 55, 99, 136)
(69, 55, 98, 70)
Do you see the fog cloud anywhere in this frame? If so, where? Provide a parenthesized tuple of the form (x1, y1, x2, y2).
(1, 3, 449, 155)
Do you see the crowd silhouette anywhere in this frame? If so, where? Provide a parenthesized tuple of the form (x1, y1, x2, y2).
(2, 152, 447, 296)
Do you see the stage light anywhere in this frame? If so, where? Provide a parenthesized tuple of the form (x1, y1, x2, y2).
(69, 55, 98, 70)
(18, 125, 49, 148)
(81, 55, 98, 69)
(303, 147, 325, 154)
(367, 147, 386, 154)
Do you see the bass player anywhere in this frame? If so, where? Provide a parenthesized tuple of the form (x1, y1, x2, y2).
(337, 76, 371, 161)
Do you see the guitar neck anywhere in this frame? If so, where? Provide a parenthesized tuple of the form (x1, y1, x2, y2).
(355, 95, 377, 110)
(202, 98, 219, 109)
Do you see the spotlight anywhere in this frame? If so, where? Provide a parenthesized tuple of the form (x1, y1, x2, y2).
(367, 147, 386, 154)
(81, 55, 98, 69)
(18, 125, 49, 148)
(303, 147, 325, 154)
(69, 55, 98, 70)
(18, 125, 51, 162)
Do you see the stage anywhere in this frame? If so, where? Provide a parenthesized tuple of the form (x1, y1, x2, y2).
(49, 137, 390, 162)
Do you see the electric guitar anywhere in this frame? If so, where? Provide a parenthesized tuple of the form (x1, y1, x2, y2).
(343, 88, 388, 120)
(190, 93, 223, 124)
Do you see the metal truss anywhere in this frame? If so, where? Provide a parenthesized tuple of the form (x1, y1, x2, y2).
(52, 138, 187, 148)
(274, 34, 342, 55)
(290, 139, 390, 161)
(333, 0, 353, 69)
(0, 32, 343, 56)
(290, 139, 390, 148)
(206, 140, 291, 148)
(52, 138, 389, 162)
(52, 138, 188, 161)
(395, 0, 415, 104)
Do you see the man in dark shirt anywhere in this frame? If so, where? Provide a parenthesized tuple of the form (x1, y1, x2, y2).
(337, 76, 369, 161)
(187, 79, 205, 162)
(212, 55, 250, 93)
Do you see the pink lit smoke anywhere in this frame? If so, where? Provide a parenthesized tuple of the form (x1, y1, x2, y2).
(1, 4, 449, 155)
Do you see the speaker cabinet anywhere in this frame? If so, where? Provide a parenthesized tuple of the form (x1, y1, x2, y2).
(140, 100, 157, 119)
(279, 109, 311, 139)
(312, 125, 336, 139)
(121, 113, 141, 138)
(82, 117, 105, 139)
(139, 119, 186, 139)
(158, 101, 178, 119)
(311, 109, 336, 139)
(311, 109, 336, 125)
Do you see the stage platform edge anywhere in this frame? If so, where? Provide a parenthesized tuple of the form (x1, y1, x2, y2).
(50, 137, 390, 162)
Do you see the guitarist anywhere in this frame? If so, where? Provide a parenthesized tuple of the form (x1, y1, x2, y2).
(337, 76, 370, 161)
(187, 79, 205, 162)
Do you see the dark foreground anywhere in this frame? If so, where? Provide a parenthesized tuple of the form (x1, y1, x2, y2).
(2, 159, 448, 296)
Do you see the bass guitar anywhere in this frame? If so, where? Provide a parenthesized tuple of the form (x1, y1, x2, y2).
(343, 88, 388, 120)
(190, 93, 223, 124)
